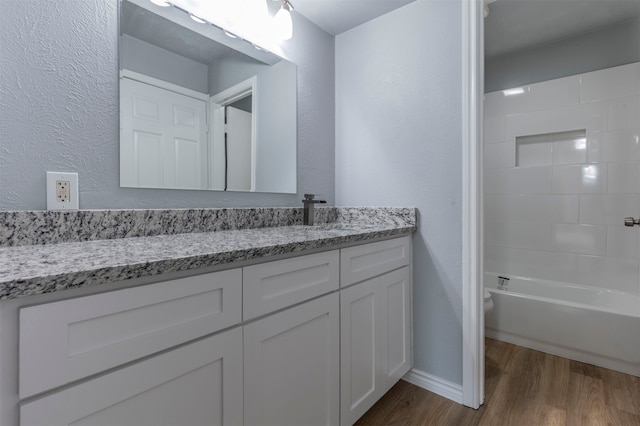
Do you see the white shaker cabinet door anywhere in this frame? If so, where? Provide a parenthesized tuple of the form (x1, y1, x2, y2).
(340, 278, 383, 426)
(20, 328, 243, 426)
(340, 265, 412, 426)
(244, 293, 340, 426)
(378, 266, 412, 390)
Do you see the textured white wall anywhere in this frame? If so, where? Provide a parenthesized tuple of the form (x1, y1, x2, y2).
(0, 0, 334, 210)
(335, 0, 463, 384)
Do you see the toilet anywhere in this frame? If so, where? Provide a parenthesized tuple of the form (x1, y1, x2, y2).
(483, 288, 494, 314)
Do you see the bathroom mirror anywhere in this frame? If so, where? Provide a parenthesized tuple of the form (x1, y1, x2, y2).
(119, 0, 297, 193)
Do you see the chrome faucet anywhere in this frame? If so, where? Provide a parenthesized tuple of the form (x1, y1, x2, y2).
(497, 276, 510, 291)
(302, 194, 326, 225)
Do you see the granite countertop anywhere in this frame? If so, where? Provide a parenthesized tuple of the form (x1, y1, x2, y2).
(0, 222, 415, 301)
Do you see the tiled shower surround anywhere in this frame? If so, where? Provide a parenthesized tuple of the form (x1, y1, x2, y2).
(484, 62, 640, 295)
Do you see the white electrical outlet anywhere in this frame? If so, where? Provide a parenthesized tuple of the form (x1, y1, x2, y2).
(46, 172, 79, 210)
(56, 180, 70, 202)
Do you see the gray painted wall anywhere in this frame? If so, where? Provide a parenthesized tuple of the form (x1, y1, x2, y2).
(120, 34, 209, 93)
(254, 61, 297, 193)
(0, 0, 334, 210)
(486, 18, 640, 92)
(335, 0, 463, 385)
(208, 51, 267, 94)
(209, 52, 297, 194)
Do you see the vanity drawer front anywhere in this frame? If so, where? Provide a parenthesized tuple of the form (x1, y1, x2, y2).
(243, 250, 339, 320)
(20, 328, 243, 426)
(19, 268, 242, 399)
(340, 236, 411, 287)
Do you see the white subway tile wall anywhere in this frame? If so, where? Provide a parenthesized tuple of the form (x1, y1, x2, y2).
(484, 62, 640, 296)
(551, 164, 608, 194)
(552, 139, 587, 166)
(518, 141, 553, 168)
(607, 163, 640, 194)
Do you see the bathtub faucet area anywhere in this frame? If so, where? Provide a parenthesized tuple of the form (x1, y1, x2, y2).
(485, 272, 640, 377)
(497, 276, 510, 291)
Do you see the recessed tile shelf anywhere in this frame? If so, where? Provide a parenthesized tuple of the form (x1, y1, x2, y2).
(515, 129, 587, 168)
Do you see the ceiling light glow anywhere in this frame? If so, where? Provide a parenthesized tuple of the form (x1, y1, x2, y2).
(503, 87, 525, 96)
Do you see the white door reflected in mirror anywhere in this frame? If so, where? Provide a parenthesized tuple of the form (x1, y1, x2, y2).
(120, 76, 208, 189)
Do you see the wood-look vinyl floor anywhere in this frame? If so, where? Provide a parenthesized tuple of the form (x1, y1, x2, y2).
(355, 338, 640, 426)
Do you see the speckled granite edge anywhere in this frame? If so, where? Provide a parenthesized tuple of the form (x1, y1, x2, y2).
(0, 223, 416, 301)
(0, 208, 335, 247)
(336, 207, 416, 227)
(0, 207, 415, 247)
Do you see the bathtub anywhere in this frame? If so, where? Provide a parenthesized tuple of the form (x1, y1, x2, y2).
(484, 272, 640, 377)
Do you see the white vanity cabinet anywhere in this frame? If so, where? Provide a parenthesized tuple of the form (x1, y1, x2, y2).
(339, 237, 412, 426)
(242, 250, 339, 320)
(244, 293, 340, 426)
(243, 251, 340, 426)
(12, 235, 412, 426)
(21, 328, 244, 426)
(18, 269, 244, 426)
(19, 269, 243, 399)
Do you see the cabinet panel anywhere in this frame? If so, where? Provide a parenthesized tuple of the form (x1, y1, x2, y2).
(340, 280, 382, 426)
(243, 250, 339, 320)
(340, 265, 412, 426)
(20, 328, 243, 426)
(340, 236, 411, 287)
(19, 269, 242, 398)
(379, 266, 412, 390)
(244, 293, 339, 426)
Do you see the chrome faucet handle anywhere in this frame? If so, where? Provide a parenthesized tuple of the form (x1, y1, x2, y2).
(624, 217, 640, 227)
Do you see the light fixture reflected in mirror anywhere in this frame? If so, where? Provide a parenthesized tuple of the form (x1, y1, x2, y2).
(149, 0, 170, 6)
(190, 14, 206, 24)
(224, 30, 238, 39)
(150, 0, 295, 42)
(274, 0, 293, 40)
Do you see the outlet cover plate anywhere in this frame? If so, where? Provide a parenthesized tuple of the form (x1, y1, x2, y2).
(46, 172, 79, 210)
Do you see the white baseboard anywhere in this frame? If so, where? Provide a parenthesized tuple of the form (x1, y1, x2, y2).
(402, 368, 463, 404)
